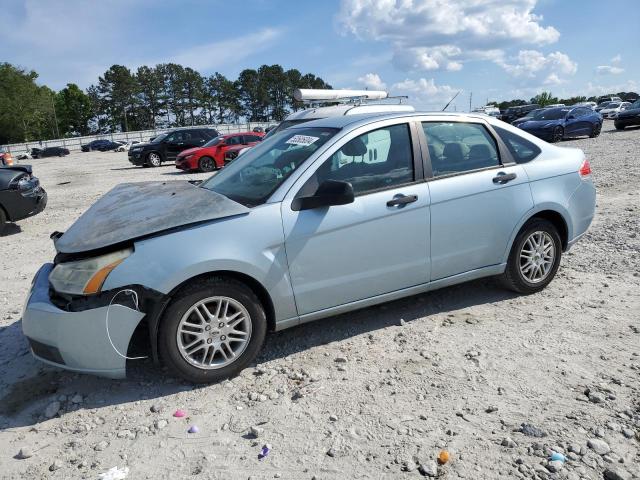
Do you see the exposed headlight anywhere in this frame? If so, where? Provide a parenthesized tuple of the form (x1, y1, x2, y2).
(10, 174, 38, 191)
(49, 247, 132, 295)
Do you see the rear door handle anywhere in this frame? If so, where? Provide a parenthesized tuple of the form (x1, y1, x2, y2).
(493, 172, 517, 184)
(387, 194, 418, 207)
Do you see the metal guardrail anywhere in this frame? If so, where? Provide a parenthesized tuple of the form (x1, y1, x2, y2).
(1, 122, 272, 154)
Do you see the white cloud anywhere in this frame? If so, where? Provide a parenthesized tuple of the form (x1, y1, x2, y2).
(611, 54, 622, 64)
(157, 29, 282, 72)
(337, 0, 560, 72)
(596, 65, 625, 75)
(357, 73, 387, 90)
(391, 77, 461, 110)
(495, 50, 577, 85)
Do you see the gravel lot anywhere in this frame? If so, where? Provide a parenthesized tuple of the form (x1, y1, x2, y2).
(1, 124, 639, 479)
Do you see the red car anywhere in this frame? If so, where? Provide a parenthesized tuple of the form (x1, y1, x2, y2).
(175, 131, 264, 172)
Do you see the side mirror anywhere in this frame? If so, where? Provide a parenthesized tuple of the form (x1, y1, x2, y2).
(566, 114, 575, 120)
(291, 180, 355, 211)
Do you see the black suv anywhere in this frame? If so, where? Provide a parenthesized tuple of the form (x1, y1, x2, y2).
(501, 104, 541, 124)
(128, 127, 219, 167)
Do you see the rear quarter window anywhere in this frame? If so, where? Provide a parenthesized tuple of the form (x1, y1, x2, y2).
(494, 126, 541, 164)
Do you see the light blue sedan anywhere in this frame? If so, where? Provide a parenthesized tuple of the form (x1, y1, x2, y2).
(22, 112, 596, 383)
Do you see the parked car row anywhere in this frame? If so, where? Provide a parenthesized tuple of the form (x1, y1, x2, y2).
(512, 106, 603, 142)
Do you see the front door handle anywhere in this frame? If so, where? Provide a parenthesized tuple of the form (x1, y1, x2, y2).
(387, 194, 418, 207)
(493, 172, 517, 184)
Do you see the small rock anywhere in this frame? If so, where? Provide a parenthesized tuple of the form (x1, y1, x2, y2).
(94, 441, 109, 452)
(16, 447, 33, 459)
(44, 401, 61, 419)
(501, 437, 517, 448)
(621, 428, 634, 439)
(155, 419, 168, 430)
(419, 460, 438, 477)
(485, 406, 498, 413)
(150, 404, 161, 413)
(249, 426, 264, 438)
(49, 459, 63, 471)
(329, 415, 338, 422)
(588, 391, 606, 403)
(334, 357, 347, 363)
(587, 438, 610, 455)
(519, 423, 547, 437)
(604, 467, 630, 480)
(399, 319, 407, 326)
(546, 460, 564, 473)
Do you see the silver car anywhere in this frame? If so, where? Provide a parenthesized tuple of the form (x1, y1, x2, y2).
(22, 112, 596, 383)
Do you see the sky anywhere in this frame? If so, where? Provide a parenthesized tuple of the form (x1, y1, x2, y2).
(1, 0, 638, 111)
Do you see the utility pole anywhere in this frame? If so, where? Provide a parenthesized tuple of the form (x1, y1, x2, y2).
(50, 93, 60, 138)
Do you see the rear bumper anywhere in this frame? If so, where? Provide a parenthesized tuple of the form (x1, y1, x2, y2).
(566, 180, 596, 250)
(21, 263, 145, 379)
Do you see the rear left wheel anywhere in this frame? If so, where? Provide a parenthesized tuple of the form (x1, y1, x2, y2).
(590, 123, 602, 138)
(159, 277, 267, 383)
(501, 218, 562, 294)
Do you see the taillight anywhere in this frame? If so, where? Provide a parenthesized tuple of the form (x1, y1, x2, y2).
(579, 159, 591, 177)
(5, 154, 13, 166)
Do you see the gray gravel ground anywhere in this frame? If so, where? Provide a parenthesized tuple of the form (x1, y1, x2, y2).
(0, 123, 638, 479)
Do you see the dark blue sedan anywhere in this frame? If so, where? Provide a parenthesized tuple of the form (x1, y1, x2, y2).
(516, 106, 603, 142)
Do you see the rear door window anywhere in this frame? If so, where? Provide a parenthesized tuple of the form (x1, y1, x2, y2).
(493, 126, 541, 164)
(422, 122, 500, 177)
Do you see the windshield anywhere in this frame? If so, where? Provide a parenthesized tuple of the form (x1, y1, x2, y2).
(204, 136, 223, 147)
(263, 119, 318, 140)
(606, 103, 620, 109)
(533, 108, 569, 120)
(151, 133, 168, 143)
(629, 100, 640, 109)
(201, 127, 339, 207)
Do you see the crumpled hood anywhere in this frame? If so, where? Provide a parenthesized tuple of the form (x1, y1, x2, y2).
(54, 181, 249, 254)
(521, 119, 562, 129)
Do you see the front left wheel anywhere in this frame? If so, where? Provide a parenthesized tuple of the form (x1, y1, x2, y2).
(198, 156, 216, 172)
(159, 277, 267, 383)
(147, 152, 162, 167)
(590, 123, 602, 138)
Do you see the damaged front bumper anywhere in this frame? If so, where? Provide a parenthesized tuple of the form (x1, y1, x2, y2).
(21, 263, 146, 379)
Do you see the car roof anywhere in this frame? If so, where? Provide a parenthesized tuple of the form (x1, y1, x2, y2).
(222, 131, 264, 138)
(286, 111, 495, 131)
(286, 103, 415, 120)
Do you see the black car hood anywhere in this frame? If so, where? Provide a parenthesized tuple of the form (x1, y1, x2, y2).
(0, 165, 32, 188)
(54, 181, 249, 255)
(617, 108, 640, 118)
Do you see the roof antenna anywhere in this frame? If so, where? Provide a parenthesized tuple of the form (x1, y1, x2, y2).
(442, 91, 462, 111)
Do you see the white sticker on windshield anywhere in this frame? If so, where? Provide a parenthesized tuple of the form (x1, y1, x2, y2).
(286, 134, 319, 146)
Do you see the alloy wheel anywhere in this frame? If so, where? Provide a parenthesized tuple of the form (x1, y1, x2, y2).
(552, 127, 563, 143)
(176, 296, 252, 369)
(148, 152, 161, 167)
(519, 231, 555, 284)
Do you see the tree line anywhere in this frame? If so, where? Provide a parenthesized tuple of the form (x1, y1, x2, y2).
(0, 62, 331, 144)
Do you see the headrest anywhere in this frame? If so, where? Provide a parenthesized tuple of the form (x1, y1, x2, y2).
(341, 137, 367, 157)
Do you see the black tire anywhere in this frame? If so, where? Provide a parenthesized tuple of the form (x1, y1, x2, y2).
(198, 156, 216, 172)
(0, 208, 6, 235)
(589, 123, 601, 138)
(615, 122, 625, 131)
(550, 126, 564, 143)
(159, 276, 267, 383)
(500, 218, 562, 294)
(147, 151, 162, 167)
